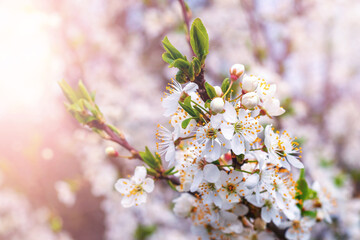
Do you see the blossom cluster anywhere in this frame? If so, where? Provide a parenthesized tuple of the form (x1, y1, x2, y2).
(113, 63, 334, 239)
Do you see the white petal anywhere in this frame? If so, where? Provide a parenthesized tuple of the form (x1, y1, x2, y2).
(183, 82, 198, 93)
(165, 143, 176, 165)
(231, 134, 245, 155)
(206, 139, 221, 161)
(190, 171, 203, 192)
(281, 158, 291, 170)
(121, 195, 135, 208)
(135, 192, 147, 205)
(223, 102, 237, 123)
(162, 93, 181, 116)
(245, 174, 259, 189)
(233, 204, 249, 216)
(133, 166, 147, 184)
(143, 178, 154, 193)
(287, 155, 304, 168)
(114, 179, 131, 194)
(203, 164, 220, 183)
(261, 207, 271, 223)
(210, 114, 223, 128)
(220, 122, 234, 140)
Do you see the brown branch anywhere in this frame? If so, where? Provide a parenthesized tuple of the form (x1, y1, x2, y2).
(194, 68, 210, 102)
(88, 120, 180, 186)
(178, 0, 195, 56)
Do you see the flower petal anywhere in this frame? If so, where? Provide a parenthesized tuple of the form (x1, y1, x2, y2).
(223, 102, 237, 123)
(143, 178, 154, 193)
(287, 155, 304, 168)
(133, 166, 147, 184)
(221, 122, 234, 140)
(203, 164, 220, 183)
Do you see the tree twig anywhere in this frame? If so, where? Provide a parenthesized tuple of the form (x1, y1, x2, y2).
(178, 0, 195, 56)
(88, 120, 180, 185)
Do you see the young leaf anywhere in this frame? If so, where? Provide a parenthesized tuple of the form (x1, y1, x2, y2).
(176, 70, 188, 84)
(162, 36, 184, 61)
(205, 82, 217, 99)
(170, 58, 190, 70)
(191, 57, 201, 76)
(178, 101, 197, 117)
(181, 118, 192, 129)
(221, 78, 230, 94)
(190, 18, 209, 63)
(183, 95, 192, 107)
(295, 169, 309, 207)
(162, 52, 174, 64)
(164, 166, 176, 175)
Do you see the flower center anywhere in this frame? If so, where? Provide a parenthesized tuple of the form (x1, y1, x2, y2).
(226, 183, 236, 193)
(264, 199, 272, 208)
(206, 128, 218, 139)
(130, 185, 143, 195)
(292, 220, 301, 230)
(234, 122, 243, 133)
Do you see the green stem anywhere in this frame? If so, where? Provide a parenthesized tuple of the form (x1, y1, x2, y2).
(222, 81, 234, 98)
(191, 100, 210, 114)
(234, 169, 253, 174)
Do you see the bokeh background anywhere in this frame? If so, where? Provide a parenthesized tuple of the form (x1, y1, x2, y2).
(0, 0, 360, 239)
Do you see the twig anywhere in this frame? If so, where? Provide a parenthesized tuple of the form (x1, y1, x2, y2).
(88, 120, 180, 185)
(178, 0, 195, 56)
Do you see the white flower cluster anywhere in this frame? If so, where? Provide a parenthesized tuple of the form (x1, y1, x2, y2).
(152, 64, 333, 239)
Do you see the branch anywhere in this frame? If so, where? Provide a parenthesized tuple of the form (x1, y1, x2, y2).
(178, 0, 195, 56)
(88, 120, 180, 186)
(194, 68, 210, 102)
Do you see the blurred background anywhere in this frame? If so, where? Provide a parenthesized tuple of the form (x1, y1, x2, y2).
(0, 0, 360, 239)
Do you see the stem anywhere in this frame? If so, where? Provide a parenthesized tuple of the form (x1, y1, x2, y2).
(178, 0, 195, 56)
(89, 120, 181, 185)
(218, 164, 233, 168)
(222, 81, 234, 98)
(191, 100, 210, 114)
(234, 169, 254, 174)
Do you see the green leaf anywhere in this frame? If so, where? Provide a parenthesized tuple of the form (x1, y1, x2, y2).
(175, 70, 188, 84)
(190, 18, 209, 63)
(162, 52, 174, 64)
(59, 80, 78, 104)
(295, 169, 309, 206)
(170, 58, 190, 69)
(146, 168, 158, 176)
(167, 180, 178, 191)
(181, 118, 192, 129)
(134, 224, 157, 240)
(179, 101, 197, 117)
(192, 57, 201, 76)
(139, 147, 161, 170)
(164, 166, 176, 175)
(193, 105, 205, 116)
(183, 95, 192, 107)
(303, 210, 317, 218)
(221, 78, 230, 95)
(162, 36, 184, 61)
(204, 82, 217, 99)
(78, 81, 92, 102)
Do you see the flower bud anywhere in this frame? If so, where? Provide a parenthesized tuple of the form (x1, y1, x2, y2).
(254, 218, 266, 231)
(210, 97, 225, 113)
(230, 64, 245, 81)
(214, 86, 223, 97)
(242, 92, 259, 109)
(105, 146, 118, 157)
(173, 193, 196, 218)
(242, 75, 258, 92)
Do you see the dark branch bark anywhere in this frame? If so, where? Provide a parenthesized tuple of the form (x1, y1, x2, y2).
(194, 68, 210, 102)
